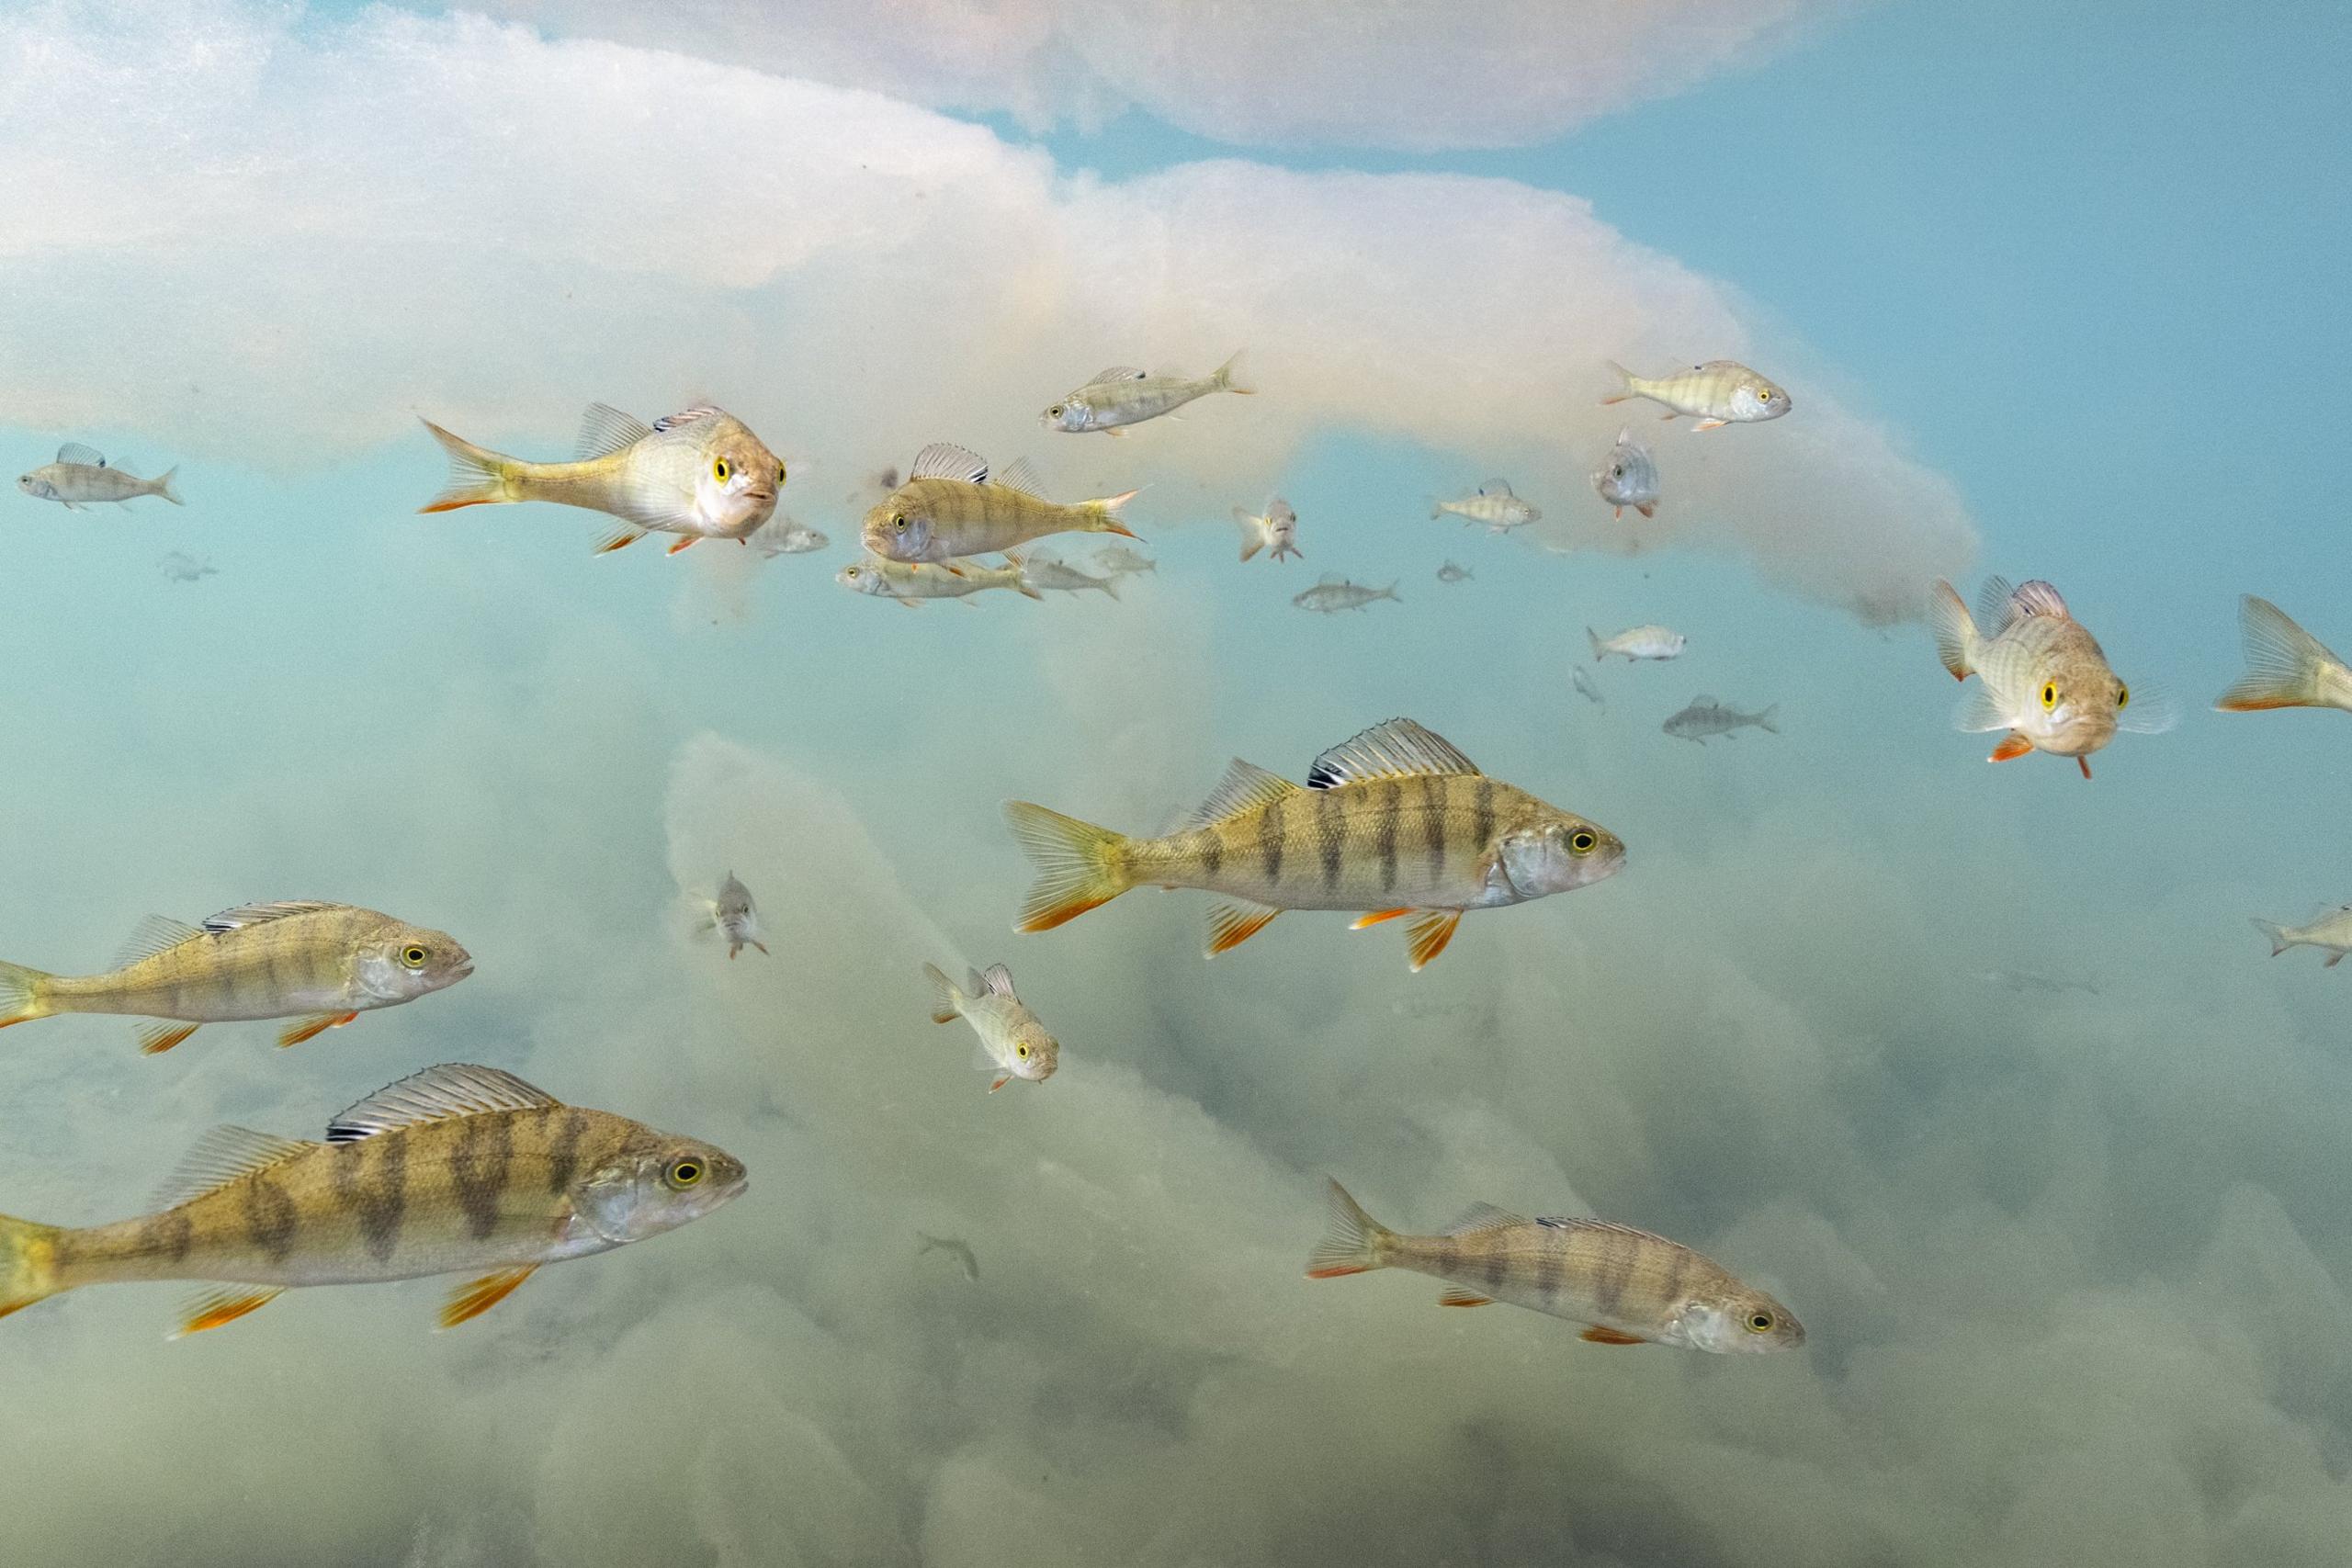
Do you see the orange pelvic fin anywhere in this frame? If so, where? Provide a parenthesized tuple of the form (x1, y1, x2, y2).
(1988, 733, 2034, 762)
(173, 1287, 285, 1338)
(594, 528, 643, 554)
(277, 1011, 358, 1048)
(1350, 908, 1412, 929)
(440, 1266, 538, 1329)
(1405, 909, 1463, 971)
(2077, 756, 2093, 780)
(666, 536, 700, 555)
(1580, 1325, 1648, 1346)
(136, 1021, 199, 1055)
(1439, 1288, 1496, 1307)
(988, 1076, 1011, 1093)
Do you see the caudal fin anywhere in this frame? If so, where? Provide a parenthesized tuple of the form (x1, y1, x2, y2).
(1002, 551, 1045, 601)
(922, 963, 964, 1023)
(2251, 918, 2293, 957)
(1756, 704, 1781, 734)
(0, 1212, 65, 1321)
(2216, 596, 2341, 711)
(0, 960, 56, 1030)
(1002, 801, 1133, 931)
(1586, 626, 1604, 661)
(1928, 579, 1978, 680)
(1234, 507, 1264, 561)
(1306, 1179, 1393, 1279)
(1214, 348, 1254, 395)
(151, 466, 184, 505)
(416, 419, 517, 513)
(1086, 490, 1143, 539)
(1600, 359, 1635, 405)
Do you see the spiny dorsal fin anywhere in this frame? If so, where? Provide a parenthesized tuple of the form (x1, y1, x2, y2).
(2007, 580, 2071, 622)
(1478, 479, 1514, 497)
(991, 457, 1046, 499)
(113, 914, 204, 969)
(202, 900, 334, 934)
(153, 1125, 322, 1209)
(650, 405, 726, 433)
(1442, 1201, 1532, 1236)
(910, 442, 988, 484)
(576, 403, 653, 458)
(978, 963, 1017, 998)
(1535, 1215, 1677, 1247)
(56, 442, 105, 468)
(1192, 758, 1302, 824)
(1307, 719, 1482, 790)
(325, 1063, 561, 1144)
(1973, 575, 2021, 633)
(1086, 367, 1147, 384)
(1689, 694, 1720, 708)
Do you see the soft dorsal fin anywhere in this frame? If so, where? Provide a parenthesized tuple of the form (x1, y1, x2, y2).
(1192, 758, 1302, 824)
(2006, 580, 2070, 622)
(576, 403, 653, 458)
(1478, 479, 1514, 497)
(113, 914, 204, 969)
(910, 442, 989, 484)
(1689, 694, 1720, 708)
(650, 405, 725, 433)
(56, 442, 105, 468)
(976, 963, 1017, 998)
(1307, 719, 1482, 790)
(991, 457, 1046, 499)
(202, 900, 334, 934)
(1086, 367, 1147, 384)
(1442, 1201, 1531, 1236)
(153, 1125, 322, 1209)
(325, 1063, 561, 1144)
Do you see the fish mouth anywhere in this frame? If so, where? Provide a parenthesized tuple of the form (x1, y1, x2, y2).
(741, 487, 775, 503)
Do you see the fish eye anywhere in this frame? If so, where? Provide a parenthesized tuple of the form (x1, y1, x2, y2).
(844, 566, 860, 579)
(1048, 405, 1063, 418)
(712, 457, 731, 482)
(1747, 1311, 1774, 1332)
(891, 513, 907, 532)
(1014, 1042, 1031, 1058)
(2041, 682, 2058, 711)
(1568, 830, 1598, 854)
(665, 1157, 704, 1189)
(775, 463, 786, 484)
(400, 944, 428, 969)
(2116, 682, 2130, 708)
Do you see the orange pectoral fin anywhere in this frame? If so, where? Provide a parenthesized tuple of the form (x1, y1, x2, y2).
(1580, 1326, 1648, 1346)
(665, 535, 700, 555)
(1350, 908, 1413, 929)
(173, 1287, 285, 1338)
(1988, 733, 2035, 762)
(440, 1266, 537, 1329)
(988, 1076, 1011, 1093)
(416, 498, 492, 514)
(1405, 909, 1463, 971)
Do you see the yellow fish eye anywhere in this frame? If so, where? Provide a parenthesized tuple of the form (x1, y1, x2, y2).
(667, 1157, 704, 1188)
(776, 463, 787, 485)
(844, 566, 860, 579)
(2041, 682, 2058, 711)
(400, 944, 428, 969)
(892, 514, 908, 532)
(712, 457, 731, 482)
(2117, 682, 2130, 708)
(1014, 1042, 1031, 1058)
(1568, 830, 1597, 854)
(1747, 1311, 1773, 1332)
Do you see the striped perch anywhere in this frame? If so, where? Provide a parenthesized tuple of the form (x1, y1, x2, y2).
(1306, 1179, 1804, 1353)
(1003, 718, 1624, 970)
(0, 1065, 745, 1336)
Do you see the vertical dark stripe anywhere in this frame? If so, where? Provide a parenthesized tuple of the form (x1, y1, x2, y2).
(548, 1108, 591, 1195)
(1316, 787, 1343, 892)
(331, 1134, 408, 1265)
(1482, 1251, 1509, 1293)
(1257, 795, 1285, 884)
(1533, 1242, 1566, 1305)
(1421, 776, 1446, 877)
(241, 1176, 298, 1264)
(1473, 778, 1496, 851)
(1375, 781, 1399, 892)
(1594, 1237, 1635, 1317)
(1200, 826, 1223, 877)
(449, 1115, 513, 1241)
(1659, 1247, 1693, 1311)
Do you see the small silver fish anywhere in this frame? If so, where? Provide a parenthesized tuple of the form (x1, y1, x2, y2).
(704, 873, 767, 959)
(1590, 426, 1659, 518)
(1604, 360, 1791, 430)
(1020, 551, 1122, 599)
(1662, 695, 1779, 742)
(1042, 353, 1251, 434)
(1436, 561, 1474, 583)
(837, 553, 1041, 607)
(160, 551, 217, 582)
(2252, 906, 2352, 967)
(917, 1233, 980, 1281)
(922, 963, 1058, 1091)
(18, 445, 182, 509)
(1978, 969, 2101, 998)
(751, 517, 828, 557)
(1092, 545, 1158, 578)
(1432, 480, 1538, 531)
(1236, 497, 1302, 561)
(1588, 625, 1686, 661)
(1571, 668, 1604, 707)
(1293, 576, 1399, 614)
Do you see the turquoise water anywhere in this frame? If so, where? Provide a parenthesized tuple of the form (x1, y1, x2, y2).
(3, 3, 2349, 1564)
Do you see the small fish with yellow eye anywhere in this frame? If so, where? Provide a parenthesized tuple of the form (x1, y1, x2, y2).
(1928, 576, 2174, 778)
(922, 962, 1058, 1093)
(416, 402, 785, 555)
(1602, 359, 1791, 430)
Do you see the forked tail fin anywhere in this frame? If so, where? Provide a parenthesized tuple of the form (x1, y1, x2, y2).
(0, 959, 56, 1030)
(151, 466, 184, 505)
(1001, 801, 1133, 931)
(2216, 596, 2341, 711)
(0, 1213, 65, 1322)
(2251, 918, 2292, 957)
(417, 419, 518, 513)
(1306, 1179, 1394, 1279)
(1213, 348, 1254, 395)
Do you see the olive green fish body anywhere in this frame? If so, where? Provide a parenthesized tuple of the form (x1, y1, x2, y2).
(863, 444, 1137, 562)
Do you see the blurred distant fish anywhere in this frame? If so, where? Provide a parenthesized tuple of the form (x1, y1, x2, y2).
(750, 517, 827, 558)
(863, 443, 1137, 562)
(1236, 497, 1302, 561)
(922, 962, 1058, 1092)
(1603, 360, 1791, 430)
(1929, 576, 2170, 778)
(1020, 552, 1122, 599)
(917, 1233, 980, 1281)
(2251, 906, 2352, 967)
(0, 1063, 745, 1334)
(2214, 596, 2352, 715)
(1042, 353, 1251, 434)
(0, 901, 471, 1055)
(417, 404, 783, 554)
(1590, 426, 1659, 518)
(1305, 1179, 1803, 1352)
(837, 553, 1039, 607)
(702, 873, 767, 959)
(1436, 561, 1474, 583)
(17, 445, 181, 509)
(1571, 667, 1604, 706)
(1003, 717, 1624, 970)
(1662, 695, 1779, 742)
(1093, 544, 1157, 578)
(1979, 969, 2100, 997)
(1432, 480, 1538, 531)
(160, 551, 217, 582)
(1588, 625, 1685, 662)
(1294, 576, 1398, 613)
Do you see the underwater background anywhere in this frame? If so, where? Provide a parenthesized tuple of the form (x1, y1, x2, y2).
(4, 1, 2350, 1563)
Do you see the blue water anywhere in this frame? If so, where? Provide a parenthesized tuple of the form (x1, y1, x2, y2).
(2, 3, 2347, 1564)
